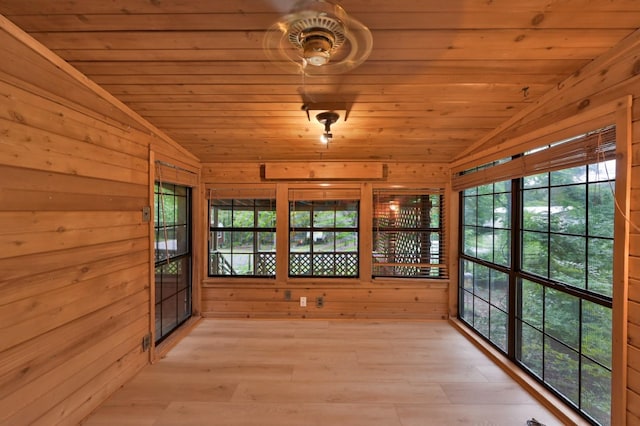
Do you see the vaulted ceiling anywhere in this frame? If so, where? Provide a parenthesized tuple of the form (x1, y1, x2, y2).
(1, 0, 639, 163)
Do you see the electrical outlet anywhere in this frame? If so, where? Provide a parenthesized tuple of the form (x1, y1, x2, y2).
(284, 290, 291, 300)
(316, 296, 324, 308)
(300, 296, 307, 307)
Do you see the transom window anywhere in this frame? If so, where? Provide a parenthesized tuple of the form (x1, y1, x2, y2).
(289, 199, 359, 277)
(373, 189, 446, 278)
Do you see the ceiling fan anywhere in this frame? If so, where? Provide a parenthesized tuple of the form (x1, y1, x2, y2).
(263, 0, 373, 75)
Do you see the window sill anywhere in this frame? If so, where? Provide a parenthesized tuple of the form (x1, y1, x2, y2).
(203, 277, 277, 286)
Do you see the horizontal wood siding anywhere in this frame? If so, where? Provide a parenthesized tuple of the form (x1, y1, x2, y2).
(202, 286, 448, 320)
(0, 23, 199, 425)
(454, 29, 640, 425)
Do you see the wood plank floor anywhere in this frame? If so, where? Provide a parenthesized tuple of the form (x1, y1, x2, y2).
(83, 319, 563, 426)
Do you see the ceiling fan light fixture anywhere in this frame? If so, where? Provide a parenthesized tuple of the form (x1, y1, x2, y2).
(264, 0, 372, 75)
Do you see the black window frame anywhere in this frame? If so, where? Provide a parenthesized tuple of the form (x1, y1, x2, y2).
(154, 181, 192, 345)
(372, 189, 446, 279)
(456, 125, 617, 425)
(289, 199, 359, 278)
(208, 198, 277, 277)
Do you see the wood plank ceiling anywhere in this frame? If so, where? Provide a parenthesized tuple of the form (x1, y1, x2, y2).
(1, 0, 639, 163)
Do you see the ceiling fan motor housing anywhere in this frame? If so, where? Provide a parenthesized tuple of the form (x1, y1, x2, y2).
(300, 28, 336, 66)
(288, 13, 346, 66)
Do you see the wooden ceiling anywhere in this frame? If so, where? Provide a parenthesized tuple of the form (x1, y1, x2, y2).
(1, 0, 639, 163)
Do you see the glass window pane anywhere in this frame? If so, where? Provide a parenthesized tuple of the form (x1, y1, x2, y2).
(258, 232, 276, 251)
(519, 321, 543, 378)
(581, 357, 611, 426)
(587, 238, 613, 296)
(490, 306, 508, 352)
(463, 226, 477, 257)
(315, 232, 333, 253)
(154, 265, 163, 304)
(474, 264, 490, 301)
(522, 231, 548, 278)
(161, 295, 178, 336)
(473, 297, 490, 337)
(477, 228, 493, 262)
(545, 288, 579, 349)
(582, 301, 612, 368)
(258, 209, 276, 228)
(519, 279, 543, 329)
(290, 209, 310, 228)
(477, 195, 493, 226)
(588, 182, 615, 237)
(177, 289, 189, 322)
(494, 192, 511, 229)
(550, 186, 586, 235)
(522, 188, 549, 231)
(462, 260, 474, 291)
(460, 290, 474, 323)
(550, 165, 587, 185)
(544, 336, 579, 403)
(588, 160, 616, 182)
(314, 209, 335, 227)
(290, 232, 308, 252)
(493, 229, 511, 266)
(216, 209, 232, 227)
(176, 196, 188, 224)
(523, 172, 548, 189)
(464, 197, 477, 226)
(233, 210, 254, 228)
(337, 231, 357, 251)
(494, 180, 511, 193)
(550, 234, 585, 288)
(478, 184, 493, 195)
(490, 269, 508, 310)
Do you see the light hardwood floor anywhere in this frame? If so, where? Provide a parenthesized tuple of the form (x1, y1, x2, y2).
(83, 319, 563, 426)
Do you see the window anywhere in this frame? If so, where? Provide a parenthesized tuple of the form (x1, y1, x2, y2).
(460, 181, 511, 352)
(457, 125, 617, 425)
(373, 189, 446, 278)
(154, 182, 192, 344)
(289, 199, 359, 277)
(517, 163, 614, 424)
(208, 198, 276, 277)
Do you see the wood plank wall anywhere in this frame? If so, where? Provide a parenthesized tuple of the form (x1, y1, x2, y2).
(453, 28, 640, 426)
(0, 23, 199, 425)
(201, 162, 451, 320)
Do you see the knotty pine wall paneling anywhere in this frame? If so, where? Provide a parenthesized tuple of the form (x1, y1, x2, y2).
(0, 19, 199, 425)
(450, 28, 640, 426)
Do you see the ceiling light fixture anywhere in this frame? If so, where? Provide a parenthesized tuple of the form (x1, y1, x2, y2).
(316, 111, 339, 144)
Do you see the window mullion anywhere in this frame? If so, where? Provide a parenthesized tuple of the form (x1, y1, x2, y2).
(508, 177, 521, 359)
